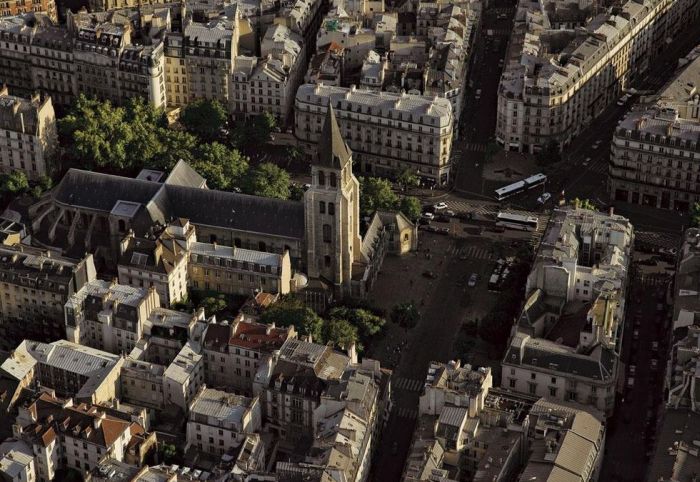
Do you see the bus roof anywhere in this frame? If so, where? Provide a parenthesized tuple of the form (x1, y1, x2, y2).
(495, 180, 526, 196)
(496, 212, 539, 223)
(524, 173, 547, 184)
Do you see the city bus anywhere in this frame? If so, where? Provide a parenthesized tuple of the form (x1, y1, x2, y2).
(494, 173, 547, 200)
(495, 212, 539, 232)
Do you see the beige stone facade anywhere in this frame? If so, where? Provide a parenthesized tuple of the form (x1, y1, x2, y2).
(0, 87, 57, 180)
(496, 0, 700, 153)
(295, 83, 454, 185)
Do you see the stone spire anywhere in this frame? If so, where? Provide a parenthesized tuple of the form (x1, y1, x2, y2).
(317, 104, 352, 169)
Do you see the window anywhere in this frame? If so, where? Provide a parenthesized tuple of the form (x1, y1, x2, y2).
(531, 373, 536, 380)
(319, 201, 326, 214)
(328, 203, 335, 215)
(324, 256, 331, 267)
(330, 172, 337, 187)
(323, 224, 332, 243)
(549, 387, 557, 397)
(258, 241, 266, 251)
(509, 379, 515, 388)
(318, 170, 325, 186)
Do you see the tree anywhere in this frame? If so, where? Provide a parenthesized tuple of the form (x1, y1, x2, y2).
(391, 302, 420, 330)
(259, 296, 323, 341)
(536, 140, 561, 166)
(30, 175, 53, 198)
(328, 307, 385, 339)
(124, 98, 168, 168)
(1, 171, 29, 195)
(399, 196, 422, 222)
(691, 202, 700, 227)
(360, 177, 400, 217)
(250, 112, 277, 145)
(191, 143, 249, 191)
(58, 95, 132, 170)
(179, 99, 227, 142)
(321, 317, 358, 349)
(156, 129, 199, 169)
(572, 198, 597, 211)
(241, 162, 291, 199)
(199, 294, 228, 316)
(396, 168, 419, 192)
(287, 145, 304, 163)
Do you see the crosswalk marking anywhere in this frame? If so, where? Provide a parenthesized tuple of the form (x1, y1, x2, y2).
(462, 143, 486, 152)
(448, 244, 494, 260)
(394, 377, 425, 392)
(395, 406, 418, 420)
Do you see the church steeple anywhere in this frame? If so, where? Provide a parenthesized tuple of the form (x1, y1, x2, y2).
(317, 104, 351, 169)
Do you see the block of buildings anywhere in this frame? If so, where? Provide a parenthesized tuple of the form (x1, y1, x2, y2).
(496, 0, 700, 153)
(0, 439, 35, 482)
(1, 339, 123, 405)
(25, 110, 415, 301)
(0, 87, 57, 180)
(185, 387, 262, 456)
(501, 207, 633, 416)
(295, 83, 454, 185)
(64, 280, 160, 354)
(609, 48, 700, 212)
(202, 316, 295, 395)
(0, 246, 95, 350)
(11, 392, 153, 481)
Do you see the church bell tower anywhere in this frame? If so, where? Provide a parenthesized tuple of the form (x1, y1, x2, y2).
(304, 105, 362, 297)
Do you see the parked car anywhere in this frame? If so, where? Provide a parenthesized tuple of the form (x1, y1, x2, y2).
(633, 329, 639, 340)
(435, 214, 450, 223)
(651, 341, 659, 352)
(617, 93, 632, 106)
(475, 89, 482, 99)
(537, 192, 552, 204)
(433, 202, 448, 210)
(627, 377, 635, 389)
(650, 359, 658, 370)
(437, 227, 450, 235)
(422, 212, 435, 220)
(468, 273, 478, 287)
(445, 210, 456, 217)
(629, 364, 636, 375)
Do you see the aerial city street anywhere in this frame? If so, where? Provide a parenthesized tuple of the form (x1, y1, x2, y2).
(0, 0, 697, 478)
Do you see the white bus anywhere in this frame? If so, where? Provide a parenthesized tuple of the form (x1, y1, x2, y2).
(495, 212, 539, 231)
(494, 180, 526, 201)
(494, 173, 547, 200)
(524, 173, 547, 189)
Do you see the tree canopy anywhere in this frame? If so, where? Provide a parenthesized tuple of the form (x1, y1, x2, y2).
(691, 202, 700, 228)
(231, 112, 278, 151)
(321, 317, 358, 350)
(1, 171, 29, 195)
(359, 177, 422, 221)
(328, 307, 385, 339)
(179, 99, 228, 142)
(259, 296, 324, 342)
(241, 162, 291, 199)
(391, 302, 420, 330)
(396, 168, 420, 191)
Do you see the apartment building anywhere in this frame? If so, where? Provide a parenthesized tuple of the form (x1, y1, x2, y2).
(496, 0, 700, 153)
(295, 83, 454, 185)
(609, 53, 700, 212)
(189, 241, 292, 296)
(305, 43, 344, 86)
(501, 207, 633, 416)
(262, 338, 351, 444)
(202, 317, 294, 394)
(164, 17, 238, 108)
(12, 392, 152, 481)
(0, 440, 35, 482)
(64, 280, 160, 355)
(0, 0, 55, 21)
(519, 399, 605, 482)
(278, 363, 387, 482)
(1, 339, 123, 404)
(0, 12, 166, 109)
(186, 388, 262, 456)
(117, 226, 189, 307)
(0, 87, 57, 180)
(0, 246, 95, 350)
(119, 358, 166, 409)
(163, 341, 204, 410)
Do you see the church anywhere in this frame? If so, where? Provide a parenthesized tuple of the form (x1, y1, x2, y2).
(18, 107, 417, 300)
